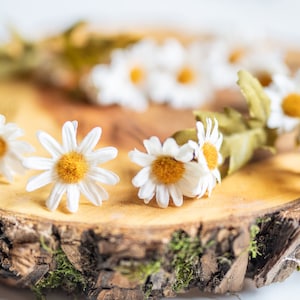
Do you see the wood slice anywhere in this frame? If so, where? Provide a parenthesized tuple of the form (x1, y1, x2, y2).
(0, 80, 299, 300)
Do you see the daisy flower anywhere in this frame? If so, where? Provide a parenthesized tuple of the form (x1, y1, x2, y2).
(264, 72, 300, 132)
(85, 39, 158, 111)
(129, 137, 203, 208)
(0, 114, 34, 182)
(23, 121, 119, 213)
(189, 118, 223, 198)
(148, 39, 213, 109)
(240, 46, 289, 87)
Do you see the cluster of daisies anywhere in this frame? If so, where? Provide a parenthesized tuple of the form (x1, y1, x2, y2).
(84, 35, 289, 111)
(0, 114, 223, 212)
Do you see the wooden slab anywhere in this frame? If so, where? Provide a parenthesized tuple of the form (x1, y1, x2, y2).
(0, 80, 299, 299)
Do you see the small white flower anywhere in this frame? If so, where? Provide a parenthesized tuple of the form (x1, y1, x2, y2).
(23, 121, 119, 213)
(86, 39, 158, 111)
(0, 114, 34, 182)
(148, 39, 213, 109)
(189, 118, 223, 198)
(264, 72, 300, 132)
(240, 46, 289, 87)
(129, 137, 203, 208)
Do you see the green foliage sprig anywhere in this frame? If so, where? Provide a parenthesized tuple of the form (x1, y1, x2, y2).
(173, 70, 278, 176)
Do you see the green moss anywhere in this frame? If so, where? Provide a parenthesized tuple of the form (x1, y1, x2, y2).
(169, 231, 214, 292)
(117, 260, 161, 284)
(32, 237, 87, 300)
(248, 224, 261, 259)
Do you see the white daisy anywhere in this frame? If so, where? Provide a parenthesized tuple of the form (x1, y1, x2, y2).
(129, 137, 203, 208)
(240, 45, 289, 87)
(264, 72, 300, 132)
(148, 39, 213, 109)
(23, 120, 119, 213)
(0, 114, 34, 182)
(85, 39, 158, 111)
(189, 118, 223, 198)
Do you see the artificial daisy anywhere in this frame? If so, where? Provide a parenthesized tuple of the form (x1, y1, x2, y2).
(85, 39, 158, 111)
(0, 114, 34, 182)
(264, 72, 300, 132)
(129, 136, 203, 208)
(23, 121, 119, 213)
(189, 118, 223, 198)
(148, 39, 213, 109)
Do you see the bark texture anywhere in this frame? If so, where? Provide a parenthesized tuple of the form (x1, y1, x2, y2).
(0, 202, 299, 300)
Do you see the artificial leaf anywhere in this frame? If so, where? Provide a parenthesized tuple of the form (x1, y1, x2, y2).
(237, 70, 271, 125)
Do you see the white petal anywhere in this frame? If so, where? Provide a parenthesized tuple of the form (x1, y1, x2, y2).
(143, 136, 162, 155)
(26, 170, 54, 191)
(78, 127, 101, 154)
(88, 167, 119, 185)
(169, 184, 183, 207)
(132, 166, 151, 187)
(205, 118, 212, 140)
(23, 157, 54, 170)
(129, 149, 154, 167)
(0, 161, 13, 182)
(88, 147, 118, 164)
(175, 143, 194, 162)
(196, 121, 205, 143)
(66, 184, 80, 213)
(0, 115, 5, 125)
(46, 183, 66, 211)
(79, 180, 108, 206)
(37, 131, 63, 158)
(62, 121, 77, 152)
(162, 138, 179, 156)
(10, 140, 35, 155)
(156, 184, 169, 208)
(137, 180, 155, 200)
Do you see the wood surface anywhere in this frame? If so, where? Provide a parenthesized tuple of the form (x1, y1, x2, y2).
(0, 80, 299, 299)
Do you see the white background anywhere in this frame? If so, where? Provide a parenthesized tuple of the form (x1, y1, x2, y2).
(1, 1, 300, 299)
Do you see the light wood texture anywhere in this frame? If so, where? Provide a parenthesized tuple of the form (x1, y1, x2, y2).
(0, 80, 299, 299)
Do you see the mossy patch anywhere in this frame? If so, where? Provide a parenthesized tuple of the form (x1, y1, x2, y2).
(168, 230, 214, 292)
(32, 237, 87, 300)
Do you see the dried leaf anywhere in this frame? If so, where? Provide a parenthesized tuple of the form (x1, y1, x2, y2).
(237, 70, 271, 124)
(172, 128, 197, 145)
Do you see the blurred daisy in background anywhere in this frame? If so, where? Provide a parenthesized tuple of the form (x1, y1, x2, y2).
(86, 39, 158, 111)
(0, 114, 33, 182)
(264, 72, 300, 132)
(148, 39, 213, 108)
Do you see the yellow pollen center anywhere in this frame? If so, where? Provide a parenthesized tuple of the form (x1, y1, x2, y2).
(281, 93, 300, 117)
(130, 66, 144, 84)
(228, 48, 245, 63)
(0, 137, 7, 157)
(203, 142, 218, 170)
(257, 72, 273, 87)
(56, 151, 88, 184)
(151, 156, 185, 184)
(177, 67, 195, 84)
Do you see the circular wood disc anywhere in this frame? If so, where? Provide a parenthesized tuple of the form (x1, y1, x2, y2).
(0, 80, 299, 299)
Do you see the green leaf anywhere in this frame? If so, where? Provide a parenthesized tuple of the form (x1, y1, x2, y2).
(237, 70, 271, 124)
(172, 128, 197, 145)
(194, 107, 247, 134)
(221, 127, 268, 174)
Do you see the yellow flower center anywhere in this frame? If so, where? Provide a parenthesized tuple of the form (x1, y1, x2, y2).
(130, 66, 144, 84)
(203, 142, 218, 170)
(0, 137, 7, 158)
(56, 151, 88, 184)
(151, 156, 185, 184)
(177, 67, 195, 84)
(256, 71, 273, 87)
(281, 93, 300, 117)
(228, 48, 245, 63)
